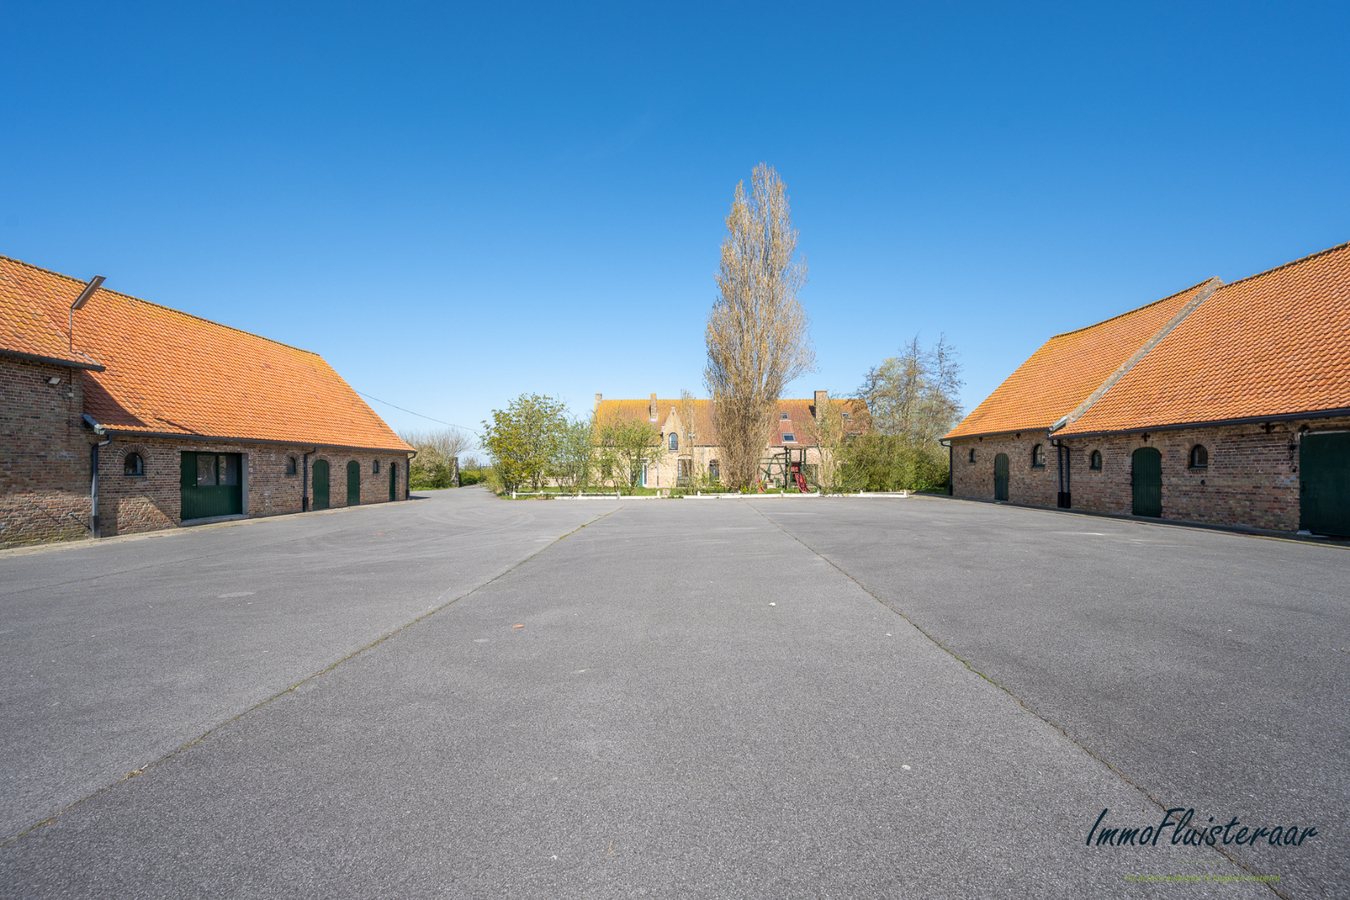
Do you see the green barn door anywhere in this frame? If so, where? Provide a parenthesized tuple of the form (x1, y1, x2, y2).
(180, 452, 243, 520)
(1300, 432, 1350, 536)
(347, 461, 361, 506)
(1132, 447, 1162, 517)
(313, 460, 330, 510)
(993, 453, 1009, 501)
(389, 462, 397, 502)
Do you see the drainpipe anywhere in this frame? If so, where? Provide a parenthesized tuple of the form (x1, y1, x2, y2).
(1049, 416, 1071, 509)
(302, 448, 315, 511)
(83, 414, 112, 536)
(938, 438, 953, 495)
(406, 450, 417, 499)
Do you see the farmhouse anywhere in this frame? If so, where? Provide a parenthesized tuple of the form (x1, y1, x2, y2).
(945, 241, 1350, 536)
(593, 391, 860, 490)
(1, 255, 413, 547)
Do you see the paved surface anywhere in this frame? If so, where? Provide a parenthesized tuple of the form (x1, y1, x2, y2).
(0, 489, 1344, 898)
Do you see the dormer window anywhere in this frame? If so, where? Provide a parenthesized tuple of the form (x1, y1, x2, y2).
(782, 433, 796, 443)
(781, 412, 790, 420)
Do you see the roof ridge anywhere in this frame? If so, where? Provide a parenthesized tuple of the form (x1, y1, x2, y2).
(1047, 277, 1219, 341)
(0, 254, 323, 358)
(1212, 239, 1350, 291)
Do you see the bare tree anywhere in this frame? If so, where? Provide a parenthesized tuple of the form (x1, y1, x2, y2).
(704, 164, 815, 490)
(674, 389, 703, 488)
(400, 427, 473, 489)
(856, 334, 963, 447)
(800, 391, 852, 493)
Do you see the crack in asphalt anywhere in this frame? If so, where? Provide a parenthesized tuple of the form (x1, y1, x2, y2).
(747, 500, 1289, 900)
(0, 507, 620, 848)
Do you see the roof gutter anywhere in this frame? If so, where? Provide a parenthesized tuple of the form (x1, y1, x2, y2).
(1056, 407, 1350, 441)
(72, 426, 410, 455)
(0, 347, 105, 371)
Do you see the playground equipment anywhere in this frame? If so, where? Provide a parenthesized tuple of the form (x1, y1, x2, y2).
(759, 447, 812, 492)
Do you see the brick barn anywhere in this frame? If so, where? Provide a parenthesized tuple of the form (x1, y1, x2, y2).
(1, 255, 414, 548)
(944, 241, 1350, 536)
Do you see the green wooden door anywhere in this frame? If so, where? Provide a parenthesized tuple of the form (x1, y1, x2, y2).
(1300, 432, 1350, 536)
(994, 453, 1009, 501)
(1132, 447, 1162, 517)
(180, 452, 242, 520)
(347, 461, 361, 506)
(389, 462, 397, 501)
(313, 460, 330, 510)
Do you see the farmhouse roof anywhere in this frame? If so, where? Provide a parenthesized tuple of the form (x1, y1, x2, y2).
(943, 278, 1219, 440)
(0, 254, 412, 452)
(1059, 241, 1350, 436)
(594, 395, 863, 447)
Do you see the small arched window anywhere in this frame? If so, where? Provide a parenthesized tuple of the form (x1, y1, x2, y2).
(1089, 450, 1102, 470)
(1031, 444, 1045, 467)
(669, 432, 678, 451)
(709, 460, 720, 480)
(968, 447, 976, 463)
(373, 459, 381, 474)
(124, 452, 144, 476)
(1189, 445, 1208, 469)
(286, 456, 298, 475)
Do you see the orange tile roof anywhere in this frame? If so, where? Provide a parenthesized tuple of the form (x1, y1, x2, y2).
(944, 279, 1218, 439)
(595, 396, 863, 447)
(0, 262, 104, 369)
(1, 255, 412, 452)
(1060, 241, 1350, 436)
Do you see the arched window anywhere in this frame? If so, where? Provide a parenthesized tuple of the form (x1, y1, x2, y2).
(709, 460, 720, 480)
(1189, 444, 1208, 469)
(1089, 450, 1102, 470)
(286, 456, 298, 475)
(373, 459, 381, 474)
(1031, 444, 1045, 467)
(968, 448, 976, 464)
(124, 452, 144, 476)
(669, 432, 678, 451)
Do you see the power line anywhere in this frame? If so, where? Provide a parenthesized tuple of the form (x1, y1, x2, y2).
(355, 390, 475, 432)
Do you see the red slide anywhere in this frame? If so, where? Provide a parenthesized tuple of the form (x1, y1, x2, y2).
(794, 469, 809, 492)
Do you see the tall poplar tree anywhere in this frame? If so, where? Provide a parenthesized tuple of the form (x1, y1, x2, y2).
(704, 164, 815, 490)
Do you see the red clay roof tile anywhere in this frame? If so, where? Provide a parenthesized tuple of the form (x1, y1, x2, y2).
(1060, 241, 1350, 435)
(944, 280, 1217, 439)
(1, 255, 412, 452)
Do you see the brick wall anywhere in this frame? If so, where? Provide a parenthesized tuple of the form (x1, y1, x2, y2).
(98, 441, 412, 536)
(951, 417, 1350, 533)
(0, 357, 92, 547)
(950, 432, 1059, 507)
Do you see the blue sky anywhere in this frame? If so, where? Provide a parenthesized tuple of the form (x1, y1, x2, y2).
(4, 2, 1347, 453)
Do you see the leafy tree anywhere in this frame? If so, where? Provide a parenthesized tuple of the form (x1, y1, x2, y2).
(845, 335, 964, 491)
(550, 415, 597, 491)
(482, 394, 568, 492)
(596, 411, 666, 494)
(704, 164, 815, 490)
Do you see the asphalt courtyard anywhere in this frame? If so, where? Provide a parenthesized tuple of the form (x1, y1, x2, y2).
(0, 488, 1345, 899)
